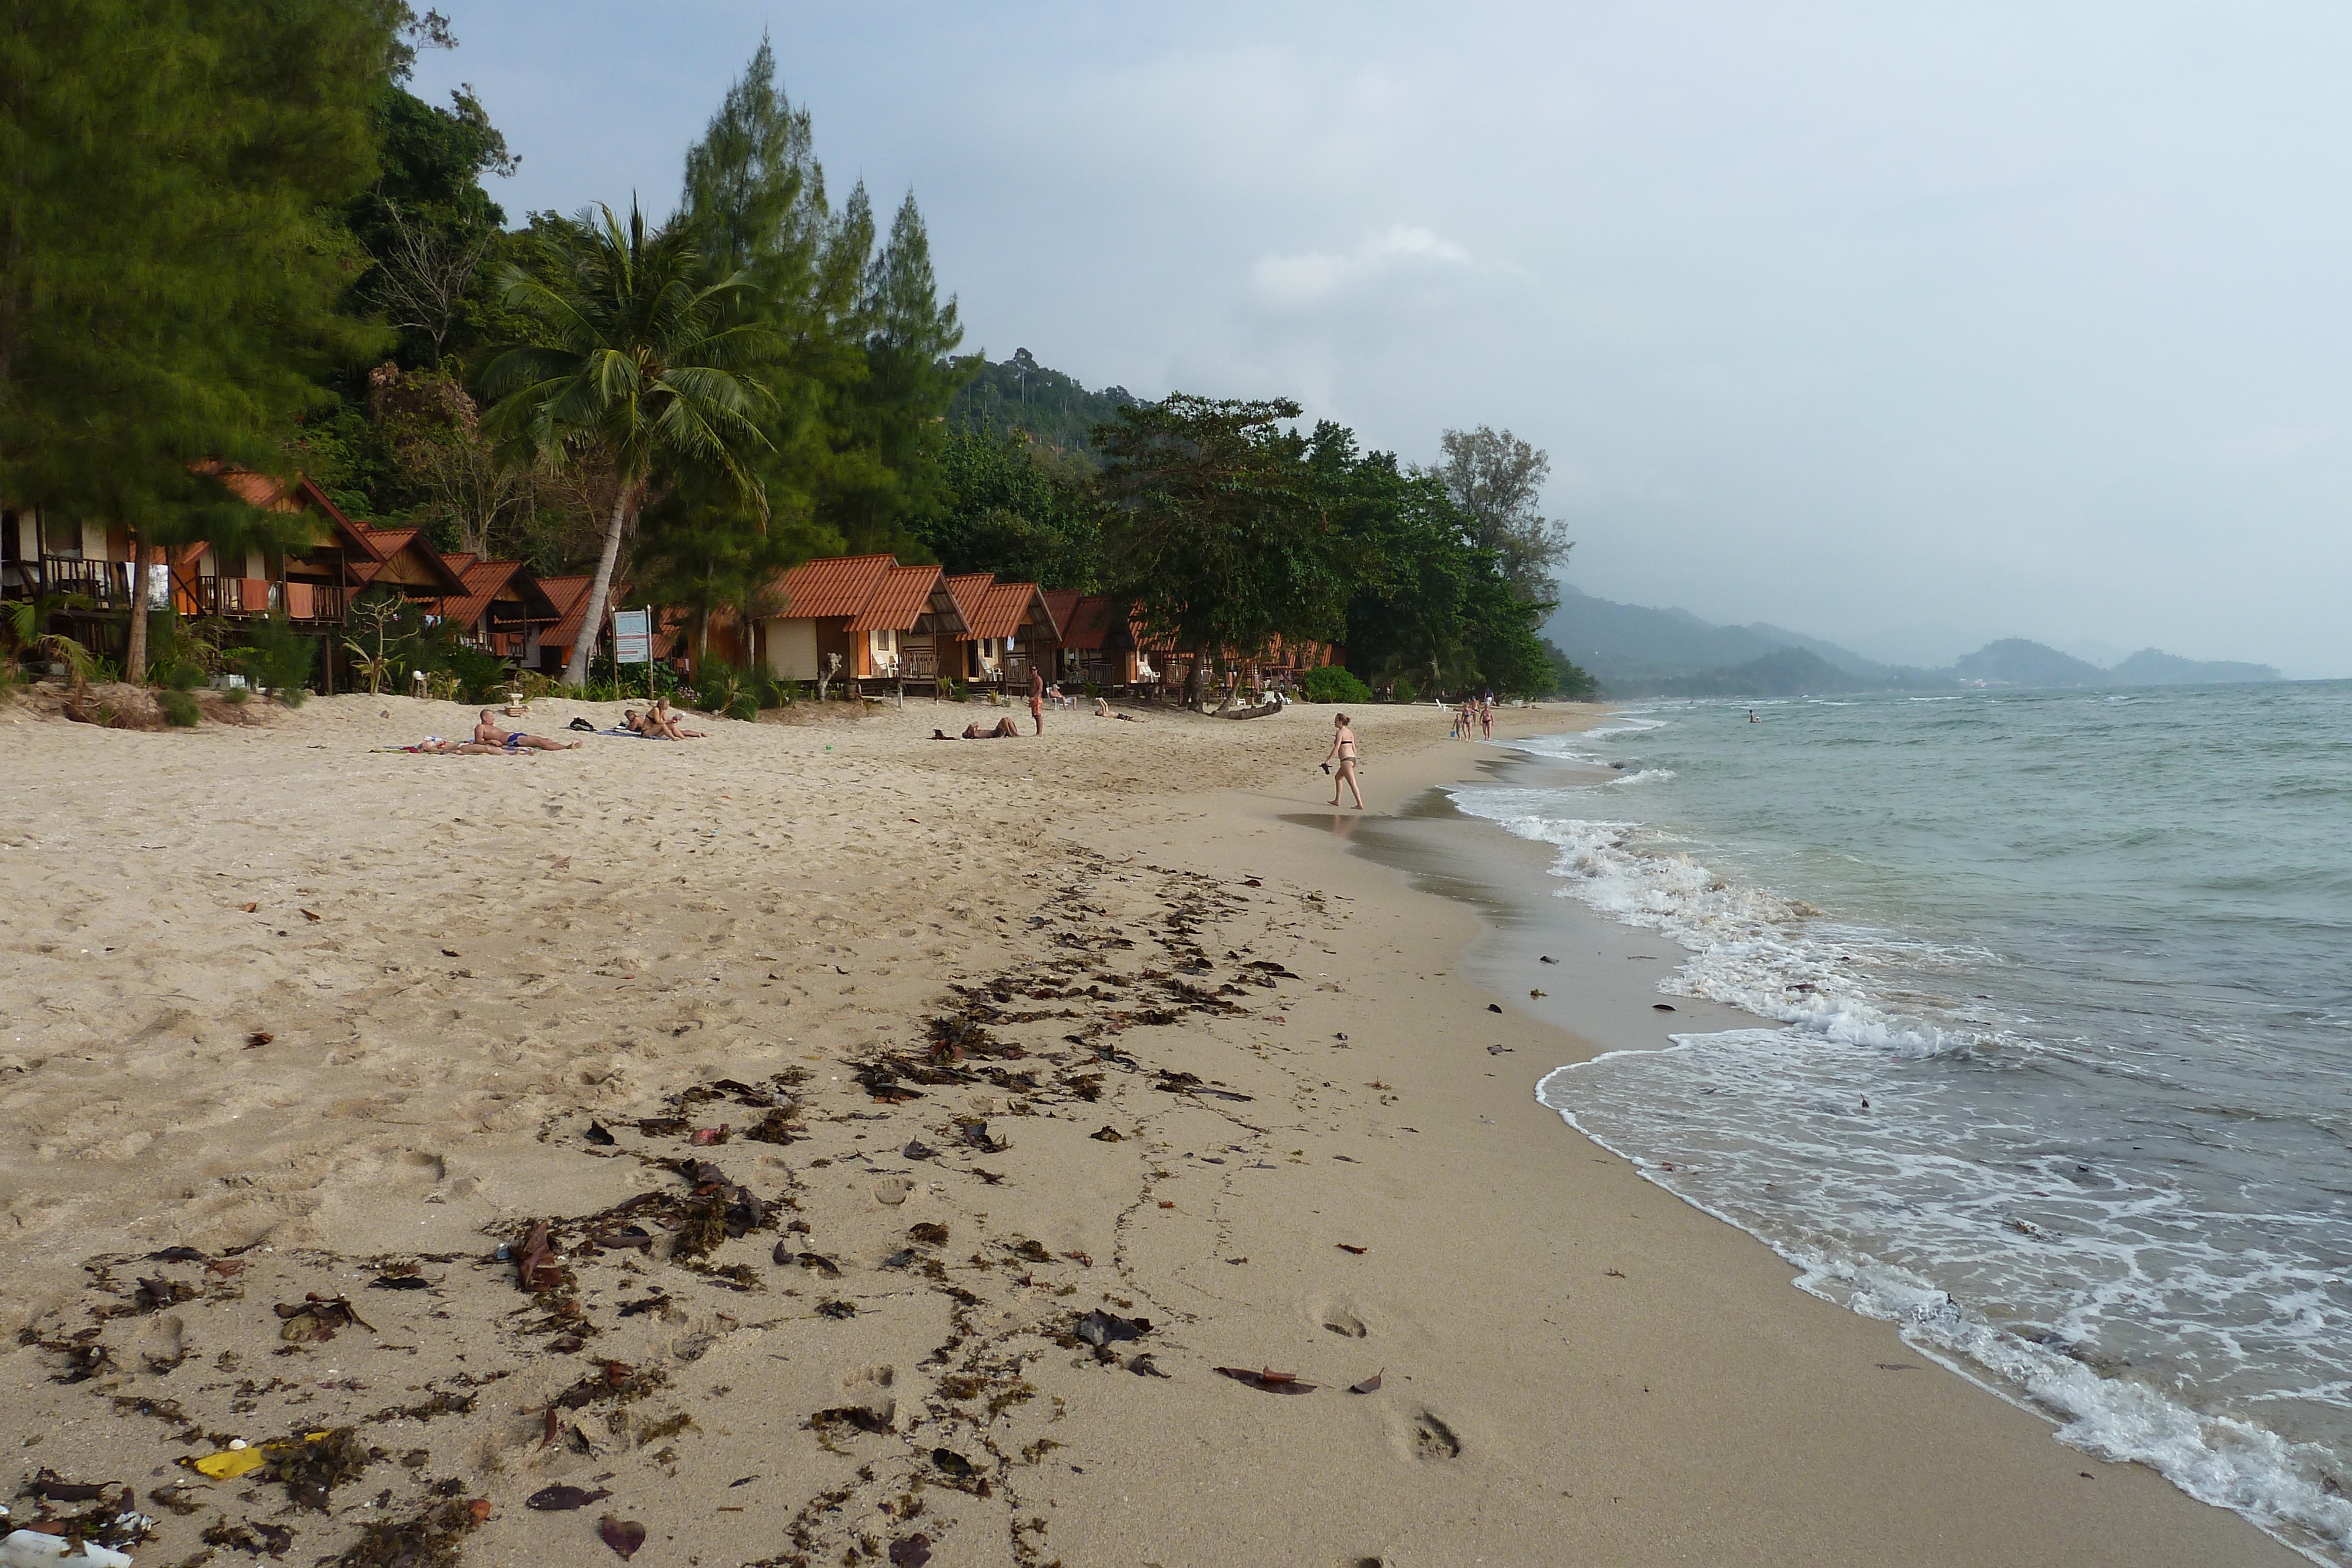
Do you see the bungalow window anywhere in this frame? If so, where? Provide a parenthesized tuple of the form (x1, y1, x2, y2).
(41, 514, 80, 559)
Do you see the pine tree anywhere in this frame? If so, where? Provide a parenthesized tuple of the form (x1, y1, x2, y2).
(0, 0, 401, 680)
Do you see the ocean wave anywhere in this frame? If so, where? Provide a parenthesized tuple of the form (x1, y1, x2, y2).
(1541, 1039, 2352, 1562)
(1445, 793, 1984, 1057)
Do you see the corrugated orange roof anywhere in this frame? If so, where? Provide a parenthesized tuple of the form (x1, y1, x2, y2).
(440, 551, 477, 576)
(776, 553, 896, 619)
(848, 564, 945, 631)
(1043, 590, 1083, 641)
(1057, 594, 1117, 651)
(943, 574, 995, 633)
(218, 470, 296, 511)
(540, 574, 596, 647)
(969, 581, 1048, 641)
(443, 559, 528, 629)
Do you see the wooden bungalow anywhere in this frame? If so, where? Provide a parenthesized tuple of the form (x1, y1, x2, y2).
(950, 575, 1061, 686)
(1041, 592, 1144, 688)
(441, 556, 562, 660)
(750, 554, 980, 687)
(759, 553, 897, 681)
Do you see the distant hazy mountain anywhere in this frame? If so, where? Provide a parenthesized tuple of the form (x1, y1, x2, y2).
(1951, 638, 2107, 688)
(1545, 586, 1895, 683)
(2109, 648, 2282, 686)
(1949, 639, 2283, 689)
(1548, 587, 2281, 697)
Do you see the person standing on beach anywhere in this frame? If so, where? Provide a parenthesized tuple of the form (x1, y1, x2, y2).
(1324, 713, 1366, 810)
(1027, 664, 1045, 735)
(1479, 694, 1495, 740)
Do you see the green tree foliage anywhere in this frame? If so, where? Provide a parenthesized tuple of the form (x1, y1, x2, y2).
(1301, 664, 1372, 704)
(480, 202, 779, 685)
(1542, 638, 1599, 699)
(0, 0, 405, 680)
(950, 349, 1135, 458)
(1428, 425, 1571, 602)
(349, 79, 517, 366)
(1309, 423, 1558, 699)
(1096, 395, 1349, 707)
(923, 432, 1102, 589)
(819, 190, 976, 554)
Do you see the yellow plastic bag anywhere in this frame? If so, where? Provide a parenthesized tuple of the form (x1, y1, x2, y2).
(191, 1448, 268, 1480)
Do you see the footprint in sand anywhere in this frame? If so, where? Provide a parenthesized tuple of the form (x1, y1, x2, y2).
(1409, 1409, 1462, 1460)
(1322, 1307, 1369, 1339)
(872, 1176, 915, 1207)
(842, 1365, 896, 1426)
(137, 1312, 187, 1372)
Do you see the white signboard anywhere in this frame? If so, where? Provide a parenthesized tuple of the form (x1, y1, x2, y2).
(613, 609, 652, 666)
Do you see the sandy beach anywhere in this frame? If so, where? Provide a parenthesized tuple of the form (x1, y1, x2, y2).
(0, 690, 2299, 1568)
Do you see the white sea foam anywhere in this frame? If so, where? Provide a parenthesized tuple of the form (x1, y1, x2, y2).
(1455, 735, 2352, 1562)
(1542, 1039, 2352, 1562)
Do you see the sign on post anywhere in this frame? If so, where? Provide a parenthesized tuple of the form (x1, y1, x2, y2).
(613, 609, 652, 666)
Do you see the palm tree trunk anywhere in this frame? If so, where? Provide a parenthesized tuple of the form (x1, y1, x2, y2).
(564, 486, 634, 687)
(124, 528, 149, 684)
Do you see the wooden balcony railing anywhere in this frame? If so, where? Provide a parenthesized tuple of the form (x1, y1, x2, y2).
(36, 556, 133, 604)
(184, 577, 346, 622)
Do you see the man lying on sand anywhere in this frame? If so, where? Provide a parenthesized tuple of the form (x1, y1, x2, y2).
(1093, 697, 1144, 723)
(954, 718, 1023, 738)
(472, 710, 582, 751)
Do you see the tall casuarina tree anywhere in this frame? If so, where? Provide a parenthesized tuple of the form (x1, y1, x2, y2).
(0, 0, 397, 681)
(481, 202, 777, 686)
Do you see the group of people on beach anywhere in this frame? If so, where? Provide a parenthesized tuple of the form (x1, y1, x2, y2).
(1451, 693, 1495, 741)
(410, 699, 711, 754)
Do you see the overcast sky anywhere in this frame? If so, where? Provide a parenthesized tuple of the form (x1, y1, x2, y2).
(414, 1, 2352, 676)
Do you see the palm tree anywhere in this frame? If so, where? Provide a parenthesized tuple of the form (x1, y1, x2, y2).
(482, 202, 777, 687)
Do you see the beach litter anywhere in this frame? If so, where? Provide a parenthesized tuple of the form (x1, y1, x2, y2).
(1214, 1367, 1316, 1395)
(1349, 1370, 1385, 1394)
(525, 1486, 611, 1512)
(4, 1532, 133, 1568)
(887, 1534, 933, 1568)
(1072, 1309, 1150, 1349)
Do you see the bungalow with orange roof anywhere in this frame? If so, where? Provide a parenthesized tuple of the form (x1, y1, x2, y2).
(946, 574, 1061, 686)
(749, 553, 982, 691)
(1041, 591, 1144, 688)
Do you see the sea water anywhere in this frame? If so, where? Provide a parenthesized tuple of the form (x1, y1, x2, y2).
(1446, 683, 2352, 1562)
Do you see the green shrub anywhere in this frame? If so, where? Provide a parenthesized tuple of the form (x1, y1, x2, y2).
(223, 686, 249, 706)
(236, 614, 316, 703)
(448, 646, 511, 705)
(1301, 665, 1373, 704)
(158, 688, 199, 727)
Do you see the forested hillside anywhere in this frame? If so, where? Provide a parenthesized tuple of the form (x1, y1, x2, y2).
(948, 349, 1136, 457)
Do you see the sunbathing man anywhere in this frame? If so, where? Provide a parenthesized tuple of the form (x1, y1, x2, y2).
(473, 710, 582, 751)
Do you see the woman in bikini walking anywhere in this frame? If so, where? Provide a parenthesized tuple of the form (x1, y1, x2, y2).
(1324, 712, 1366, 811)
